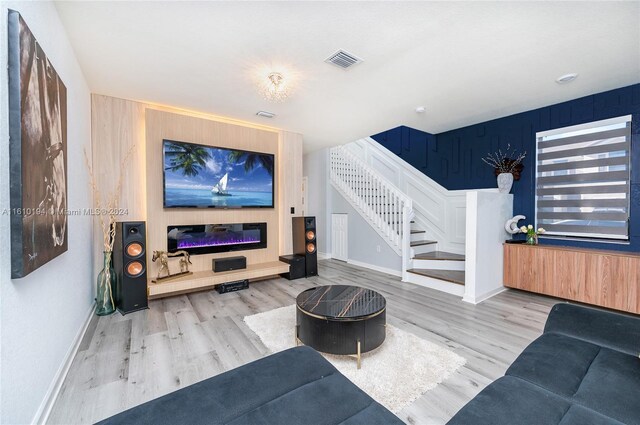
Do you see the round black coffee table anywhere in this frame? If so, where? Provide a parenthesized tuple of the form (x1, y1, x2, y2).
(295, 285, 386, 369)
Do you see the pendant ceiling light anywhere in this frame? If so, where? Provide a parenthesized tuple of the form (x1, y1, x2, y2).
(261, 72, 289, 102)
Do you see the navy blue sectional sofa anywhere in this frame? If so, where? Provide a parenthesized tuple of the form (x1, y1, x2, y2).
(448, 303, 640, 425)
(99, 303, 639, 425)
(97, 345, 403, 425)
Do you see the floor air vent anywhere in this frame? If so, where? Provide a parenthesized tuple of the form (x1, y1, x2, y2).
(325, 49, 363, 69)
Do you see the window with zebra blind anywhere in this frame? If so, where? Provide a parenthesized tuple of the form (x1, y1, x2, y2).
(535, 115, 632, 241)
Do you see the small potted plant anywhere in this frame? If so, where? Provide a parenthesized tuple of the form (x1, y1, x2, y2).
(481, 144, 526, 193)
(520, 224, 545, 245)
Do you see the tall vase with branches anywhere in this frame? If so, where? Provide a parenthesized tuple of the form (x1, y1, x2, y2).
(84, 146, 135, 315)
(481, 144, 526, 193)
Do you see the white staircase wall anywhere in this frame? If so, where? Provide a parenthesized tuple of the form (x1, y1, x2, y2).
(463, 191, 513, 304)
(345, 138, 483, 255)
(331, 187, 403, 276)
(329, 145, 414, 280)
(325, 138, 516, 305)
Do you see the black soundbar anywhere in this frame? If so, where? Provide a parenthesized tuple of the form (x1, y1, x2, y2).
(212, 256, 247, 273)
(216, 279, 249, 294)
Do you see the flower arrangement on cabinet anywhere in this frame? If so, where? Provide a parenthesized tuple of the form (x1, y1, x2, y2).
(520, 224, 545, 245)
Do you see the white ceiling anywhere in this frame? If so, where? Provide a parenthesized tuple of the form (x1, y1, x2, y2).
(55, 1, 640, 152)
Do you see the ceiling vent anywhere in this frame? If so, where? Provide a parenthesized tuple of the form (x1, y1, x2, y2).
(256, 111, 276, 118)
(325, 49, 363, 69)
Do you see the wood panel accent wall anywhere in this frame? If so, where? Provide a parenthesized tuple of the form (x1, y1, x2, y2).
(91, 96, 147, 220)
(278, 131, 303, 255)
(90, 94, 303, 279)
(90, 96, 146, 276)
(145, 109, 280, 273)
(504, 243, 640, 314)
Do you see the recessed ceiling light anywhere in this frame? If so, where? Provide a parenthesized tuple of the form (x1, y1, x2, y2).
(256, 111, 276, 118)
(556, 73, 578, 84)
(415, 106, 426, 113)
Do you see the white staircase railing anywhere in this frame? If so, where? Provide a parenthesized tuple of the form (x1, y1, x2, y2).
(345, 138, 470, 255)
(330, 145, 414, 280)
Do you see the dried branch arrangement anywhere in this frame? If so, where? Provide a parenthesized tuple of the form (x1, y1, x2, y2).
(481, 144, 526, 174)
(84, 145, 136, 251)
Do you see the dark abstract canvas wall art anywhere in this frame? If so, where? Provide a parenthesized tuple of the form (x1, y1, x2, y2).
(8, 10, 68, 278)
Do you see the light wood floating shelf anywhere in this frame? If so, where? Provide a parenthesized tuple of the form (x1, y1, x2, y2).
(148, 261, 290, 299)
(503, 243, 640, 314)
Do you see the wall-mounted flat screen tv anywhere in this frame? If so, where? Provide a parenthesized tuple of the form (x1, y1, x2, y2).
(163, 139, 274, 208)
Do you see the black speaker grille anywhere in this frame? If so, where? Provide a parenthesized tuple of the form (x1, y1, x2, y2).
(115, 221, 148, 314)
(292, 216, 317, 277)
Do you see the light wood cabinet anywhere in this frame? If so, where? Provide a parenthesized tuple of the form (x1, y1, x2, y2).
(503, 243, 640, 314)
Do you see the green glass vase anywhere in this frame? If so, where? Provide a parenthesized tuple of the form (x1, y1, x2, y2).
(96, 251, 117, 316)
(526, 233, 538, 245)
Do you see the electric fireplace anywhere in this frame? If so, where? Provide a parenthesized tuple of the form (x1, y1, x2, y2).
(167, 223, 267, 255)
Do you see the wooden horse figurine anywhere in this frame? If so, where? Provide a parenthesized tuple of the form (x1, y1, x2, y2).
(152, 250, 170, 279)
(167, 250, 192, 273)
(152, 250, 193, 282)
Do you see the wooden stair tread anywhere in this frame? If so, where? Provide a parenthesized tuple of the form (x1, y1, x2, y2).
(407, 269, 465, 285)
(413, 251, 465, 261)
(410, 240, 437, 247)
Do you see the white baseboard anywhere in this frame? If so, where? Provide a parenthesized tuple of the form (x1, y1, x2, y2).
(346, 259, 402, 277)
(462, 287, 507, 305)
(33, 301, 96, 425)
(317, 251, 330, 261)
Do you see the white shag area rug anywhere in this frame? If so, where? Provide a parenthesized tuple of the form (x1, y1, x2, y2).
(244, 305, 466, 413)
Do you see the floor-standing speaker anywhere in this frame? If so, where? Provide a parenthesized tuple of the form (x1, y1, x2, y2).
(292, 216, 318, 277)
(113, 221, 149, 314)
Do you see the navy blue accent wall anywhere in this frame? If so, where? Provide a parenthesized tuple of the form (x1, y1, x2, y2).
(371, 84, 640, 252)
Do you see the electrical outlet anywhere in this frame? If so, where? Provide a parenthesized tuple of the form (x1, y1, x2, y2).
(376, 245, 381, 253)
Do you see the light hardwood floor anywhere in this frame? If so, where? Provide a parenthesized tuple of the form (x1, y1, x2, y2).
(48, 260, 558, 424)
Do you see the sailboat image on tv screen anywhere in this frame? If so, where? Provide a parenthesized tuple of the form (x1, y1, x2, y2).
(212, 173, 232, 196)
(163, 140, 274, 208)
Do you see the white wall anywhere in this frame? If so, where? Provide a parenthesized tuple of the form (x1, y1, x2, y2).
(0, 3, 94, 424)
(331, 187, 402, 274)
(303, 149, 331, 256)
(304, 147, 401, 273)
(463, 192, 513, 304)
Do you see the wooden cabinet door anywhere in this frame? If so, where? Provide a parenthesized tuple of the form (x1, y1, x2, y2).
(504, 245, 538, 291)
(553, 250, 585, 300)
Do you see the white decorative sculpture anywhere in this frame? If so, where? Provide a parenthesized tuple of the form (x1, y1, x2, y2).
(505, 215, 526, 234)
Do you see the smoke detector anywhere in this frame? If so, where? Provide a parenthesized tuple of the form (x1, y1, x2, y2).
(556, 73, 578, 84)
(325, 49, 363, 69)
(256, 111, 276, 118)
